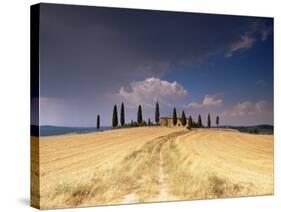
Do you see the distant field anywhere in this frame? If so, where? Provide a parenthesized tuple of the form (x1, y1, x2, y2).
(220, 125, 274, 134)
(31, 127, 273, 209)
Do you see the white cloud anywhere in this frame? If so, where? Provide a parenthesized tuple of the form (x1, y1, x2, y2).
(225, 35, 255, 57)
(229, 101, 255, 116)
(184, 94, 223, 109)
(255, 100, 268, 113)
(257, 22, 273, 41)
(118, 77, 187, 108)
(203, 95, 223, 106)
(185, 102, 203, 109)
(221, 100, 268, 117)
(225, 21, 272, 58)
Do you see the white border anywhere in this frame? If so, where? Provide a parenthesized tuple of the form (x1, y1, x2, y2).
(0, 0, 280, 211)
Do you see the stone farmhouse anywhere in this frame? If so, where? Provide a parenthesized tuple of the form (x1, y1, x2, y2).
(160, 115, 187, 127)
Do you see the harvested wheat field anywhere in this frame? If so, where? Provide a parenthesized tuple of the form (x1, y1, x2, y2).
(31, 127, 273, 209)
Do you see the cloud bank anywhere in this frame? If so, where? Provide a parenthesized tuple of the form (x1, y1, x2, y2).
(184, 94, 223, 109)
(221, 100, 269, 117)
(119, 77, 187, 108)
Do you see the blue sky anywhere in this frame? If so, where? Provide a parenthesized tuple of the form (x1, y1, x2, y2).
(37, 3, 273, 127)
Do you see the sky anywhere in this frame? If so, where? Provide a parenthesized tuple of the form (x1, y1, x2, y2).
(38, 3, 273, 127)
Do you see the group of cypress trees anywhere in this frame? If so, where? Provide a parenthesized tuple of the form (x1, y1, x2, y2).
(112, 103, 125, 128)
(207, 114, 220, 128)
(114, 102, 126, 127)
(172, 107, 201, 128)
(105, 101, 161, 128)
(96, 101, 220, 129)
(171, 108, 219, 129)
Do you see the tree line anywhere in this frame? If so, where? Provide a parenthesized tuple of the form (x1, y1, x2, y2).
(171, 108, 219, 129)
(109, 101, 160, 128)
(96, 101, 220, 129)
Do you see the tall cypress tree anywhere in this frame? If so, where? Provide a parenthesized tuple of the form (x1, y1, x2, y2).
(181, 111, 187, 126)
(173, 108, 177, 126)
(112, 105, 118, 128)
(198, 114, 202, 128)
(216, 115, 220, 127)
(96, 114, 100, 129)
(208, 113, 211, 128)
(120, 102, 125, 126)
(155, 101, 160, 124)
(188, 116, 193, 129)
(137, 105, 143, 125)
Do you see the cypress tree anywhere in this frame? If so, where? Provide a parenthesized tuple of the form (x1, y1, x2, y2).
(216, 115, 220, 127)
(173, 108, 177, 126)
(96, 114, 100, 129)
(198, 114, 202, 128)
(208, 113, 211, 128)
(181, 111, 187, 126)
(155, 101, 160, 124)
(137, 105, 143, 124)
(188, 116, 193, 129)
(112, 105, 118, 127)
(120, 102, 125, 126)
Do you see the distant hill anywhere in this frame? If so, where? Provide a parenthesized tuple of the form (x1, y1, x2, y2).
(219, 125, 274, 134)
(31, 125, 111, 136)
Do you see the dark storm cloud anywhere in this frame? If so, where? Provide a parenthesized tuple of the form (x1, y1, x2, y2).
(40, 3, 272, 99)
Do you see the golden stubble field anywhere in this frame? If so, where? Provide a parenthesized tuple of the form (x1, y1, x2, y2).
(31, 127, 273, 209)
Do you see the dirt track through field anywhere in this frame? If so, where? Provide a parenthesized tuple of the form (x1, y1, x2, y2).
(158, 145, 168, 199)
(121, 130, 187, 204)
